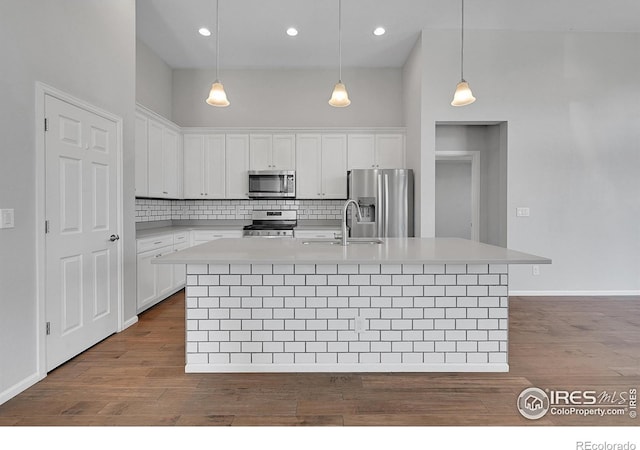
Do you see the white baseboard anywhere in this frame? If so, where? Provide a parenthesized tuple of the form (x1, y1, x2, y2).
(185, 363, 509, 373)
(509, 290, 640, 297)
(122, 315, 138, 330)
(0, 371, 45, 406)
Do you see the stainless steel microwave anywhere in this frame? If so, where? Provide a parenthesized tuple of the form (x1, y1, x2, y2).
(248, 170, 296, 198)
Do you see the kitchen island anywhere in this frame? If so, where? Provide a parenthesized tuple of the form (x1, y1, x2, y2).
(155, 237, 550, 373)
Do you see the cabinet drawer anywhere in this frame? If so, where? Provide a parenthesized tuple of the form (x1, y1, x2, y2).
(294, 229, 341, 239)
(192, 230, 242, 242)
(137, 234, 174, 253)
(173, 231, 190, 245)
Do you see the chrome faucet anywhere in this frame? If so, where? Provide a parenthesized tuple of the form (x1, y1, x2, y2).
(341, 199, 363, 246)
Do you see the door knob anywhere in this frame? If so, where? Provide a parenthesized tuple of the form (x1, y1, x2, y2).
(109, 234, 120, 242)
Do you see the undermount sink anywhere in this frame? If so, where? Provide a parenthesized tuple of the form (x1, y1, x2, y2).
(302, 238, 384, 245)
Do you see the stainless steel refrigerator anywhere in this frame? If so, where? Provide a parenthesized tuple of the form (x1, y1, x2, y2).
(347, 169, 414, 238)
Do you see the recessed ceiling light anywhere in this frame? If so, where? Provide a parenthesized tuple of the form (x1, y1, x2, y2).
(373, 27, 386, 36)
(198, 27, 211, 37)
(286, 27, 299, 37)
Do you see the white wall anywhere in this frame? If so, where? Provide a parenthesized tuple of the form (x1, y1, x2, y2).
(420, 30, 640, 293)
(172, 68, 403, 128)
(402, 35, 424, 236)
(0, 0, 136, 404)
(136, 38, 173, 120)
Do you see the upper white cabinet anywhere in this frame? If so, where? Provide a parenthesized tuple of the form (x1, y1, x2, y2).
(136, 107, 182, 199)
(134, 109, 406, 201)
(347, 133, 405, 170)
(225, 134, 250, 199)
(249, 134, 295, 170)
(134, 112, 149, 197)
(296, 134, 347, 199)
(183, 134, 226, 199)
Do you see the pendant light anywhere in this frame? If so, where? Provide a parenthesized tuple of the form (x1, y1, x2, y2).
(206, 0, 230, 107)
(451, 0, 476, 106)
(328, 0, 350, 107)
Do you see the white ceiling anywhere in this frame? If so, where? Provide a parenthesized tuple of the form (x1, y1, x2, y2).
(136, 0, 640, 69)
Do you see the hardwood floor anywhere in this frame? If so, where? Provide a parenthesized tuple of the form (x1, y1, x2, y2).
(1, 292, 638, 426)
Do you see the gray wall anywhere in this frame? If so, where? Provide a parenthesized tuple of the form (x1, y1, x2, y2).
(419, 30, 640, 293)
(435, 160, 472, 239)
(0, 0, 136, 403)
(136, 38, 173, 120)
(172, 68, 403, 128)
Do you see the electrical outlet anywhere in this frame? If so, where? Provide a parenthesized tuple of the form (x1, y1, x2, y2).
(0, 209, 15, 229)
(532, 265, 540, 276)
(516, 207, 530, 217)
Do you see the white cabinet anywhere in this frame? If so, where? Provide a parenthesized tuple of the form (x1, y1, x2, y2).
(136, 231, 190, 313)
(321, 134, 348, 198)
(134, 112, 149, 197)
(296, 134, 347, 199)
(149, 124, 180, 198)
(136, 250, 157, 309)
(294, 229, 342, 239)
(225, 134, 250, 199)
(172, 231, 190, 287)
(136, 234, 174, 312)
(141, 111, 181, 199)
(191, 229, 243, 246)
(183, 134, 225, 199)
(347, 133, 405, 169)
(250, 134, 295, 170)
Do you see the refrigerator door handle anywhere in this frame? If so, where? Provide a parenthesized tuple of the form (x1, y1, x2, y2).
(376, 172, 384, 237)
(383, 173, 390, 238)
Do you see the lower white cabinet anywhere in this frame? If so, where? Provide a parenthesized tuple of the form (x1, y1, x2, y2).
(136, 231, 190, 313)
(191, 229, 243, 246)
(294, 229, 342, 239)
(172, 231, 190, 288)
(136, 229, 243, 312)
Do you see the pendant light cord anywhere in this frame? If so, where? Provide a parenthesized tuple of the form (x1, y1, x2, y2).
(460, 0, 465, 81)
(215, 0, 220, 81)
(338, 0, 342, 81)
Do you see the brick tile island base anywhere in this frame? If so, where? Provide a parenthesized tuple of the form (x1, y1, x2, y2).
(155, 238, 550, 373)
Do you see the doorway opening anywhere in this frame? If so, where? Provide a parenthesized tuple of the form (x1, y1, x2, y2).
(435, 122, 507, 247)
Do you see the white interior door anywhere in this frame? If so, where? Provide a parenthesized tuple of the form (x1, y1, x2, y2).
(44, 94, 120, 371)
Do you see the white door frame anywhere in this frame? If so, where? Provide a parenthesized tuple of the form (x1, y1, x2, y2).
(435, 151, 480, 242)
(34, 82, 124, 378)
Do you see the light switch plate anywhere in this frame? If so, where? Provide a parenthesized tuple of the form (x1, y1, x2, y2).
(516, 207, 530, 217)
(0, 209, 15, 229)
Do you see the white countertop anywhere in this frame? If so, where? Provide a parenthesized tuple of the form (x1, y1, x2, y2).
(153, 237, 551, 265)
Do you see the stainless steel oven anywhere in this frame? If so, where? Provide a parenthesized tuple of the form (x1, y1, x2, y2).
(248, 170, 295, 198)
(242, 210, 297, 238)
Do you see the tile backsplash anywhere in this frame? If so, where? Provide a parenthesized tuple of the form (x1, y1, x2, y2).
(135, 198, 344, 222)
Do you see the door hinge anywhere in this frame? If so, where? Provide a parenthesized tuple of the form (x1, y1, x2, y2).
(46, 322, 51, 335)
(45, 220, 50, 234)
(44, 118, 49, 132)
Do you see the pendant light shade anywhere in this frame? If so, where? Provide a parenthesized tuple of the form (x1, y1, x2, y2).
(451, 80, 476, 106)
(206, 81, 230, 107)
(329, 81, 351, 107)
(451, 0, 475, 106)
(329, 0, 350, 107)
(205, 0, 230, 107)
